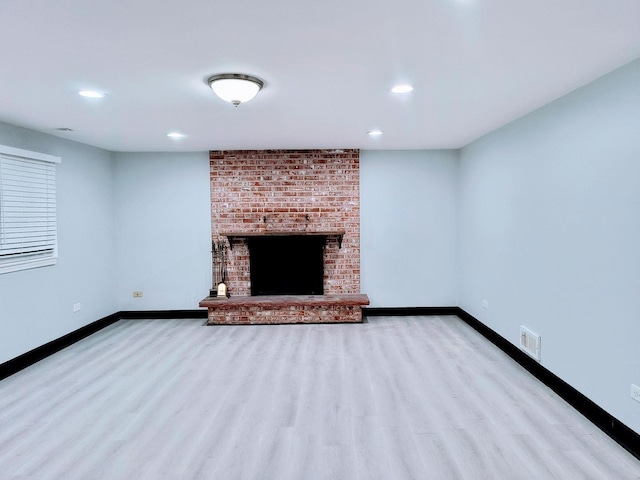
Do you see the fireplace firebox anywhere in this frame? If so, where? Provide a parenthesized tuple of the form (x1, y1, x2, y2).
(248, 235, 325, 296)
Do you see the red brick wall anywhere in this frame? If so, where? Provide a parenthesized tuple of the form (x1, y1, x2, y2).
(209, 149, 360, 296)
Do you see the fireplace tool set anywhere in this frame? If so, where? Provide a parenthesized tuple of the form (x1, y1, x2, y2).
(210, 239, 229, 298)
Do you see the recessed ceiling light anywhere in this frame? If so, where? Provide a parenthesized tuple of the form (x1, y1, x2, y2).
(368, 130, 383, 137)
(167, 132, 185, 139)
(78, 90, 106, 98)
(391, 84, 413, 94)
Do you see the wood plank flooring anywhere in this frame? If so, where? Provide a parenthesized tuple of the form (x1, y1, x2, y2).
(0, 316, 638, 479)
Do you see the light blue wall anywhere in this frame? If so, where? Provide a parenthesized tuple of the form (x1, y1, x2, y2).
(0, 122, 116, 364)
(360, 150, 458, 307)
(457, 59, 640, 433)
(113, 152, 211, 311)
(112, 150, 459, 311)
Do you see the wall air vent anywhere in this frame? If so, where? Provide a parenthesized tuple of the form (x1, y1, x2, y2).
(520, 326, 541, 361)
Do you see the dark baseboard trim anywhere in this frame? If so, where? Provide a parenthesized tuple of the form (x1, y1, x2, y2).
(0, 312, 120, 382)
(363, 306, 459, 317)
(118, 309, 208, 320)
(455, 307, 640, 461)
(0, 309, 208, 381)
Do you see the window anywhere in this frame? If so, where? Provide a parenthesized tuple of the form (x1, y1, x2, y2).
(0, 144, 61, 274)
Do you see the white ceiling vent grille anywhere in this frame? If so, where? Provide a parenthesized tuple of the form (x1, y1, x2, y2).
(520, 326, 541, 362)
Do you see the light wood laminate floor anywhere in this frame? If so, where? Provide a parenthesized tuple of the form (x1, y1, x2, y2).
(0, 316, 638, 479)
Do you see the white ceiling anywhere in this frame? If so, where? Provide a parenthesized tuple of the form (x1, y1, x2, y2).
(1, 0, 639, 152)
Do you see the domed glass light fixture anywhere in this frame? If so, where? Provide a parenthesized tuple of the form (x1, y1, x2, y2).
(207, 74, 264, 106)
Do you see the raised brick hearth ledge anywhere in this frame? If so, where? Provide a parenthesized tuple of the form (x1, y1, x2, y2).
(199, 294, 370, 325)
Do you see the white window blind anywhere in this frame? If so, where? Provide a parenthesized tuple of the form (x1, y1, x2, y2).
(0, 145, 61, 274)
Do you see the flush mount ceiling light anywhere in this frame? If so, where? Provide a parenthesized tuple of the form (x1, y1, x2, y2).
(207, 74, 264, 106)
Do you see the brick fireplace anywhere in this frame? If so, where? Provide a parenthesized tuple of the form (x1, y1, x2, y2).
(200, 149, 369, 324)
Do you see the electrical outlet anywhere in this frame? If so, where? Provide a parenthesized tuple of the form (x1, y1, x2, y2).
(73, 303, 81, 312)
(631, 384, 640, 403)
(133, 291, 143, 298)
(482, 299, 488, 309)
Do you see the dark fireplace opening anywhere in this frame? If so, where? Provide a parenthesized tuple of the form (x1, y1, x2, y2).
(248, 236, 324, 296)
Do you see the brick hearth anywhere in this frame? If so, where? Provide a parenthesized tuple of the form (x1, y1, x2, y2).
(199, 294, 370, 325)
